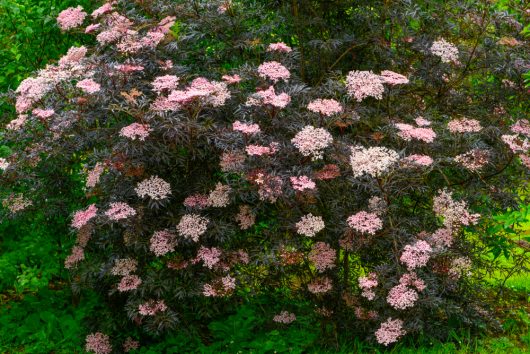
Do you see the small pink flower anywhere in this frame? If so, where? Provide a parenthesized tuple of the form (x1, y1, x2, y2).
(257, 61, 290, 82)
(447, 118, 482, 133)
(295, 214, 325, 237)
(347, 211, 383, 235)
(76, 79, 101, 94)
(233, 121, 261, 135)
(267, 42, 292, 53)
(222, 74, 241, 84)
(85, 332, 112, 354)
(118, 275, 142, 292)
(273, 311, 296, 324)
(402, 154, 433, 166)
(400, 240, 432, 270)
(290, 176, 316, 191)
(138, 300, 167, 316)
(32, 108, 55, 118)
(309, 242, 336, 272)
(307, 99, 343, 116)
(105, 202, 136, 221)
(380, 70, 409, 85)
(375, 318, 406, 346)
(120, 123, 152, 141)
(72, 204, 97, 229)
(346, 70, 384, 102)
(57, 6, 87, 31)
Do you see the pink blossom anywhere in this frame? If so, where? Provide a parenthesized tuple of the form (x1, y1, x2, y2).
(32, 108, 55, 118)
(135, 176, 171, 200)
(380, 70, 409, 85)
(395, 123, 436, 143)
(415, 116, 431, 126)
(296, 214, 325, 237)
(115, 64, 144, 73)
(447, 118, 482, 133)
(431, 38, 459, 64)
(150, 230, 177, 256)
(520, 154, 530, 169)
(387, 284, 418, 310)
(15, 77, 51, 112)
(290, 176, 316, 191)
(138, 300, 167, 316)
(502, 134, 530, 153)
(120, 123, 152, 141)
(220, 151, 246, 172)
(222, 74, 241, 84)
(57, 6, 87, 31)
(346, 70, 384, 102)
(123, 338, 140, 352)
(86, 163, 105, 188)
(76, 79, 101, 94)
(267, 42, 292, 53)
(347, 211, 383, 235)
(307, 99, 343, 116)
(85, 332, 112, 354)
(203, 275, 236, 297)
(176, 214, 209, 242)
(2, 194, 32, 213)
(6, 115, 28, 130)
(152, 75, 179, 93)
(309, 242, 336, 272)
(235, 205, 256, 230)
(207, 183, 231, 207)
(167, 78, 230, 108)
(454, 149, 489, 171)
(195, 246, 222, 269)
(402, 154, 433, 166)
(399, 272, 426, 291)
(111, 258, 137, 276)
(105, 202, 136, 221)
(64, 246, 85, 269)
(246, 86, 291, 108)
(257, 61, 290, 82)
(85, 24, 101, 33)
(233, 121, 261, 135)
(400, 240, 432, 270)
(118, 275, 142, 292)
(91, 3, 113, 18)
(358, 272, 378, 300)
(314, 164, 341, 180)
(350, 146, 399, 177)
(308, 276, 333, 294)
(183, 194, 209, 209)
(511, 119, 530, 137)
(375, 318, 406, 346)
(273, 311, 296, 324)
(0, 158, 9, 171)
(433, 189, 480, 228)
(59, 46, 87, 66)
(430, 227, 454, 248)
(72, 204, 97, 229)
(245, 143, 278, 156)
(449, 257, 472, 279)
(291, 126, 333, 160)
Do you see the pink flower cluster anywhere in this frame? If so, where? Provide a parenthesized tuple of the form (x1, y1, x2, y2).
(85, 332, 112, 354)
(307, 99, 343, 116)
(32, 108, 55, 119)
(245, 143, 279, 156)
(233, 121, 261, 135)
(309, 242, 336, 272)
(76, 79, 101, 94)
(291, 125, 333, 160)
(57, 6, 87, 31)
(349, 146, 399, 177)
(267, 42, 292, 53)
(347, 211, 383, 235)
(380, 70, 409, 85)
(454, 149, 489, 171)
(150, 230, 177, 256)
(249, 171, 284, 202)
(501, 134, 530, 153)
(395, 123, 436, 143)
(273, 311, 296, 324)
(207, 183, 231, 207)
(290, 176, 316, 191)
(152, 75, 179, 93)
(431, 38, 459, 64)
(176, 214, 209, 242)
(447, 118, 482, 133)
(430, 227, 454, 248)
(295, 214, 325, 237)
(111, 258, 137, 276)
(433, 189, 480, 228)
(184, 194, 209, 209)
(387, 284, 418, 310)
(246, 86, 291, 108)
(222, 74, 241, 84)
(86, 163, 104, 188)
(138, 300, 167, 316)
(195, 246, 222, 269)
(345, 70, 385, 102)
(120, 123, 152, 141)
(402, 154, 433, 167)
(511, 119, 530, 137)
(203, 275, 236, 297)
(449, 257, 472, 279)
(307, 276, 333, 294)
(91, 3, 113, 19)
(123, 337, 140, 352)
(15, 77, 51, 113)
(400, 240, 432, 270)
(375, 318, 406, 346)
(118, 274, 142, 292)
(235, 205, 256, 230)
(358, 272, 378, 300)
(257, 61, 290, 82)
(72, 204, 97, 229)
(0, 158, 9, 170)
(135, 176, 171, 200)
(64, 246, 85, 269)
(105, 202, 136, 221)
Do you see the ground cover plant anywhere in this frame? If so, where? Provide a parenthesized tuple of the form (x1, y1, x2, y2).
(0, 0, 529, 352)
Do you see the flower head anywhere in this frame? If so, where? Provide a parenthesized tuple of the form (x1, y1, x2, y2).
(177, 214, 209, 242)
(257, 61, 290, 82)
(135, 176, 171, 200)
(346, 70, 384, 102)
(347, 211, 383, 235)
(57, 6, 87, 31)
(85, 332, 112, 354)
(291, 126, 333, 160)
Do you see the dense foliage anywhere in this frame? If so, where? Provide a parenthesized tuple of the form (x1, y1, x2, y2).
(1, 0, 529, 352)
